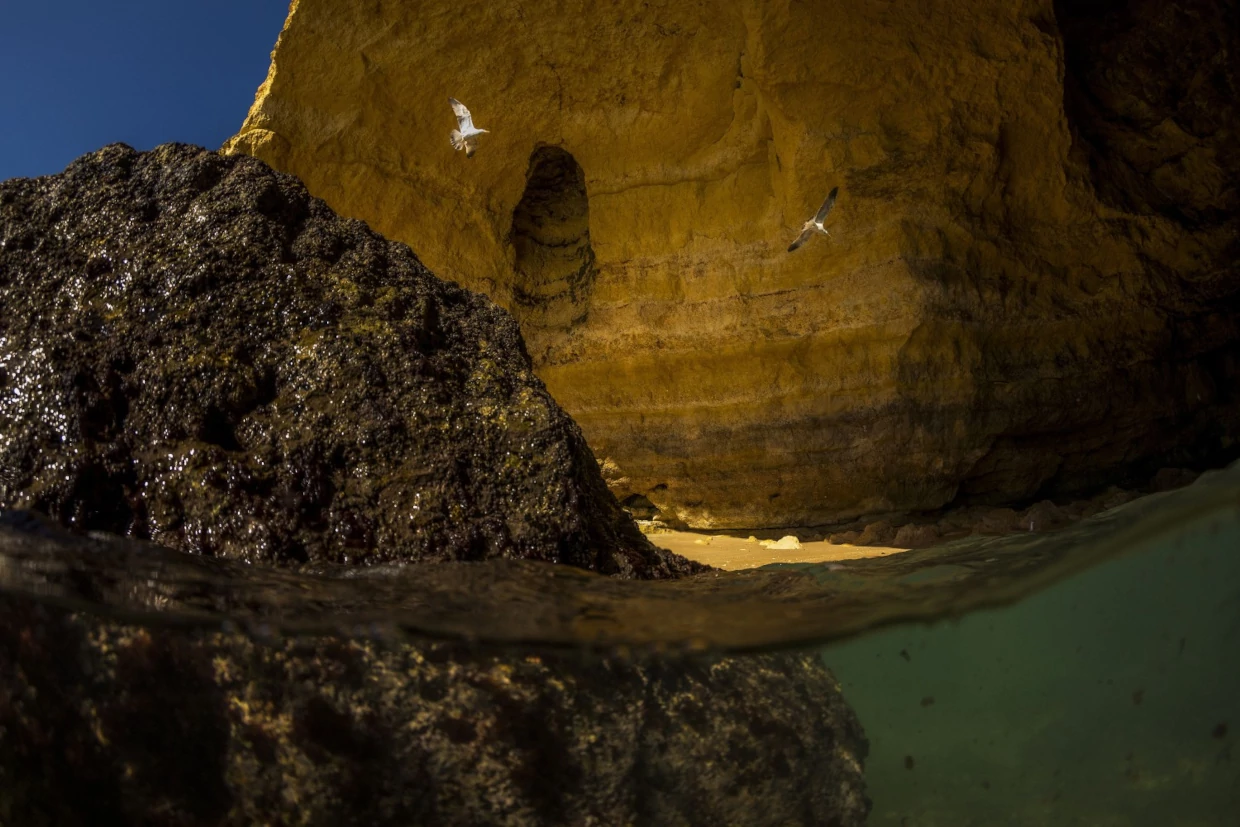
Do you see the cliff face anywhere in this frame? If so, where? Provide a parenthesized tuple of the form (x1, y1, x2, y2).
(227, 0, 1240, 528)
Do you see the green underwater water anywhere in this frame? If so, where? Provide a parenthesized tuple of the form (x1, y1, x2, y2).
(820, 496, 1240, 825)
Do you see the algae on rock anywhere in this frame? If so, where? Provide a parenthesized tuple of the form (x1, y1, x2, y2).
(0, 515, 870, 827)
(0, 143, 698, 577)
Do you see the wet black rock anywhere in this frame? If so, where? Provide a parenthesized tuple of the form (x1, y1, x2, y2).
(0, 143, 700, 577)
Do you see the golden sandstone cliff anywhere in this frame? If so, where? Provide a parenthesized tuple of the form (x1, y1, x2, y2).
(226, 0, 1240, 528)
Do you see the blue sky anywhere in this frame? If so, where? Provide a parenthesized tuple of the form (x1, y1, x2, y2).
(0, 2, 288, 181)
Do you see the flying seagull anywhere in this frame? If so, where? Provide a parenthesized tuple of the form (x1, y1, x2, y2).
(448, 97, 489, 158)
(787, 187, 839, 252)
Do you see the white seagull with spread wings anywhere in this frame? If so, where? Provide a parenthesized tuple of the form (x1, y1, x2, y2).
(787, 187, 839, 252)
(448, 97, 490, 158)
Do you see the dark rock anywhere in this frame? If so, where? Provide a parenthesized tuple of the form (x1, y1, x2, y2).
(1100, 487, 1140, 511)
(1020, 500, 1070, 533)
(1061, 498, 1105, 521)
(857, 520, 896, 546)
(0, 143, 700, 577)
(1149, 467, 1200, 493)
(0, 595, 870, 826)
(892, 523, 940, 549)
(1057, 0, 1239, 225)
(973, 508, 1021, 536)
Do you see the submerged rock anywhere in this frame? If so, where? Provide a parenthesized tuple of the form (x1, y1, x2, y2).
(0, 522, 870, 827)
(0, 143, 698, 577)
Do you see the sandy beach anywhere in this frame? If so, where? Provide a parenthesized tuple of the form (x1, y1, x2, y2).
(653, 530, 904, 571)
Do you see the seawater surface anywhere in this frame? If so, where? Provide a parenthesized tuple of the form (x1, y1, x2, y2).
(2, 461, 1238, 653)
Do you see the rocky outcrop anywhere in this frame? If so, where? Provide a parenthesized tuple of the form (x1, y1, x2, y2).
(0, 143, 700, 577)
(0, 519, 870, 827)
(227, 0, 1240, 528)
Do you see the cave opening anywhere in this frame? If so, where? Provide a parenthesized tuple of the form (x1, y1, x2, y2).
(509, 146, 597, 350)
(620, 493, 661, 522)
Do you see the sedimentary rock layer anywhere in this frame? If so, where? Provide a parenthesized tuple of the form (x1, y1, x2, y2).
(0, 143, 698, 576)
(227, 0, 1240, 527)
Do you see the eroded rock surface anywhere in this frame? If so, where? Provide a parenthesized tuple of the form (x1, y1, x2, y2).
(0, 143, 699, 577)
(0, 515, 869, 826)
(227, 0, 1240, 527)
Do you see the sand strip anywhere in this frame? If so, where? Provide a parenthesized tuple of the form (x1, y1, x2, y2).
(653, 531, 904, 571)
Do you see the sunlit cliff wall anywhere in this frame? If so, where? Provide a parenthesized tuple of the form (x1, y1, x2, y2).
(226, 0, 1240, 527)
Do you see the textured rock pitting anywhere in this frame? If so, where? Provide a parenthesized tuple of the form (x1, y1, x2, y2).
(0, 595, 870, 826)
(0, 143, 699, 577)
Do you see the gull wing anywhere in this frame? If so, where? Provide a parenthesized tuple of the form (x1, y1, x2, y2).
(465, 137, 478, 158)
(449, 97, 475, 132)
(815, 187, 839, 223)
(787, 225, 815, 252)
